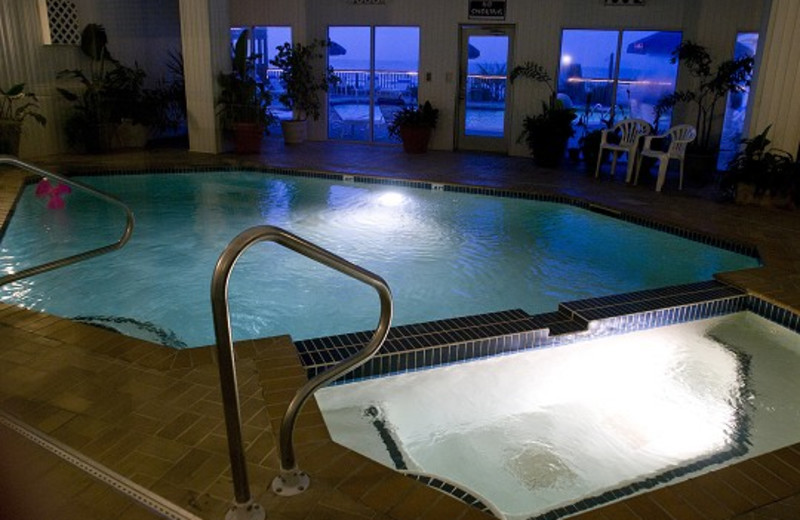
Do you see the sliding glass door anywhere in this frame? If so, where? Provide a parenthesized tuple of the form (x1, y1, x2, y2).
(328, 26, 420, 142)
(558, 29, 682, 147)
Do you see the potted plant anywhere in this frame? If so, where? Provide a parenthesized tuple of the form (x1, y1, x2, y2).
(654, 41, 754, 183)
(270, 39, 339, 144)
(720, 125, 798, 208)
(56, 23, 118, 152)
(387, 101, 439, 154)
(217, 30, 275, 154)
(510, 61, 576, 168)
(104, 62, 155, 148)
(144, 50, 187, 142)
(0, 83, 47, 156)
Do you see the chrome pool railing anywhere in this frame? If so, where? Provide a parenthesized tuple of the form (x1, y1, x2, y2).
(210, 225, 392, 518)
(0, 156, 135, 287)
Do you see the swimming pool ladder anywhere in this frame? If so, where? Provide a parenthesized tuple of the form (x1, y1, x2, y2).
(210, 225, 393, 520)
(0, 156, 134, 286)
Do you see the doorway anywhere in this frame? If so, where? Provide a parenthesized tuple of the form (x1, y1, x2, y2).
(457, 25, 514, 153)
(327, 26, 421, 142)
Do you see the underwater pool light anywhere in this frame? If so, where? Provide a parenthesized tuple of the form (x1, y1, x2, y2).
(377, 192, 406, 207)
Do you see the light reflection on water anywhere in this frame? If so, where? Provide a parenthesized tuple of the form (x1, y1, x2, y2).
(0, 172, 758, 347)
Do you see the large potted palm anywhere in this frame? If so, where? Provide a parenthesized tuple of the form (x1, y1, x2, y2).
(217, 30, 275, 154)
(654, 41, 754, 184)
(510, 62, 576, 168)
(270, 39, 339, 144)
(0, 83, 46, 156)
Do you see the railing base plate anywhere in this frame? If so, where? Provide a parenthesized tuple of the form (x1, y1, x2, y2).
(225, 500, 265, 520)
(271, 470, 310, 496)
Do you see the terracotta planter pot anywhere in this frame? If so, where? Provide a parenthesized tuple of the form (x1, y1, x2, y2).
(399, 126, 432, 154)
(233, 122, 264, 154)
(281, 119, 307, 145)
(0, 121, 22, 156)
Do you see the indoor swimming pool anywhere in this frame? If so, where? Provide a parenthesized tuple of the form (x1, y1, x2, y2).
(316, 311, 800, 520)
(0, 170, 758, 348)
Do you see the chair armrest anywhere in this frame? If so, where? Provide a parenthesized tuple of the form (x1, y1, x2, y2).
(642, 134, 666, 150)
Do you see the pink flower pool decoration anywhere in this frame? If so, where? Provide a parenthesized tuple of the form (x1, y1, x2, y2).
(35, 178, 72, 209)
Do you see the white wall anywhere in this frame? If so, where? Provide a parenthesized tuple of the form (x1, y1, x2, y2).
(749, 0, 800, 155)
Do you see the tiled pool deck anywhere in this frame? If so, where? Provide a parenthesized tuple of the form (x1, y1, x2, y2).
(1, 138, 800, 519)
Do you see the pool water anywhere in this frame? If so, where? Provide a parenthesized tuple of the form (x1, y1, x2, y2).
(315, 312, 800, 519)
(0, 171, 757, 348)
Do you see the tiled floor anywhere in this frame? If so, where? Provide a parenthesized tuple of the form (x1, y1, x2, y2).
(1, 138, 800, 519)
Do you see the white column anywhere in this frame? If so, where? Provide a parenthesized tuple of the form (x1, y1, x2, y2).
(179, 0, 230, 153)
(749, 0, 800, 155)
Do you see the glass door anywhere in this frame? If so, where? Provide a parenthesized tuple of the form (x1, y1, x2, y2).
(457, 26, 513, 153)
(328, 26, 420, 142)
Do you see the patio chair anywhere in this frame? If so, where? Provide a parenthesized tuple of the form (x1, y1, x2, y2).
(634, 124, 697, 192)
(594, 118, 652, 182)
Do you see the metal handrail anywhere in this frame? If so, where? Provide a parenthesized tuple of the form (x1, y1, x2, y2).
(210, 225, 392, 515)
(0, 156, 135, 286)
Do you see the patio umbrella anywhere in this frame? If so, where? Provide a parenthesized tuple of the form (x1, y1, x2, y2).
(468, 43, 480, 59)
(626, 31, 753, 58)
(626, 31, 683, 56)
(328, 41, 347, 56)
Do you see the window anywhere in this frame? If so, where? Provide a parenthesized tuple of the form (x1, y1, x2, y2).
(328, 26, 420, 142)
(558, 29, 682, 146)
(717, 32, 759, 170)
(230, 26, 292, 133)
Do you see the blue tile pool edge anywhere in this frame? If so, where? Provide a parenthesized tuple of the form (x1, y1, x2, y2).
(297, 280, 767, 382)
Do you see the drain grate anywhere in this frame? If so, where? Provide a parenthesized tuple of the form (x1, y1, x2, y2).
(0, 411, 204, 520)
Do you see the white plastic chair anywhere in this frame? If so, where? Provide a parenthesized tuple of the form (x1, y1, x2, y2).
(594, 118, 652, 182)
(634, 124, 697, 192)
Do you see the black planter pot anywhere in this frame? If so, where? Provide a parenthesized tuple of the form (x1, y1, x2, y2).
(0, 121, 22, 156)
(684, 149, 718, 186)
(531, 132, 569, 169)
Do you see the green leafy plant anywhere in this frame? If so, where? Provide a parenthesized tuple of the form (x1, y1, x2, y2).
(510, 61, 576, 167)
(721, 125, 798, 204)
(387, 101, 439, 138)
(56, 23, 153, 151)
(0, 83, 47, 155)
(0, 84, 47, 126)
(654, 41, 754, 151)
(270, 39, 339, 121)
(143, 50, 186, 133)
(56, 23, 116, 125)
(217, 30, 276, 129)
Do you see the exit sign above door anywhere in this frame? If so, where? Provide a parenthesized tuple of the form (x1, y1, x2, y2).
(468, 1, 506, 20)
